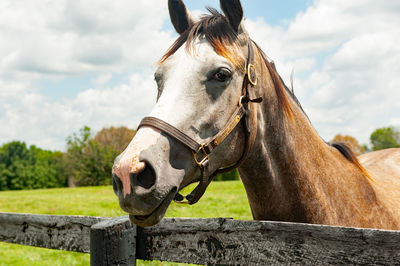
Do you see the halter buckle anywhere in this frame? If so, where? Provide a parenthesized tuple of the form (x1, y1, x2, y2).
(247, 64, 257, 86)
(192, 144, 209, 168)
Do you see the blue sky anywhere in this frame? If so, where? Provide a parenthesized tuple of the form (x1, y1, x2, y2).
(184, 0, 311, 26)
(1, 0, 399, 151)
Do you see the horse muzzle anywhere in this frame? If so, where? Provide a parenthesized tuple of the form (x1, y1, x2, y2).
(112, 128, 190, 226)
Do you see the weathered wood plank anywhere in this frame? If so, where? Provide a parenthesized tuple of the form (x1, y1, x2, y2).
(90, 216, 137, 266)
(0, 212, 108, 253)
(2, 213, 400, 265)
(137, 217, 400, 265)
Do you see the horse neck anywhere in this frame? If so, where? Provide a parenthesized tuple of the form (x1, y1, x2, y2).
(238, 52, 387, 227)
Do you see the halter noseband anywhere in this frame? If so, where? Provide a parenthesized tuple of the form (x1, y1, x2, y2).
(138, 40, 262, 204)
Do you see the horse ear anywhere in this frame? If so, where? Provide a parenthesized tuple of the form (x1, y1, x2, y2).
(220, 0, 244, 32)
(168, 0, 194, 34)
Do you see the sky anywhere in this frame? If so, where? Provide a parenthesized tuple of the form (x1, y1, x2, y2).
(0, 0, 399, 151)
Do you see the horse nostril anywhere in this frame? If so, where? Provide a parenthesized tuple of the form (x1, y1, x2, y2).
(131, 163, 156, 190)
(112, 174, 123, 195)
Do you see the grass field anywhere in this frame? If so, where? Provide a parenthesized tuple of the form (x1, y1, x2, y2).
(0, 181, 252, 265)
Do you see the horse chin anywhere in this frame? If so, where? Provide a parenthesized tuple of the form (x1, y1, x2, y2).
(128, 188, 177, 227)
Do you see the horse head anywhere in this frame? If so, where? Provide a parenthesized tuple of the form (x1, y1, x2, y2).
(112, 0, 259, 227)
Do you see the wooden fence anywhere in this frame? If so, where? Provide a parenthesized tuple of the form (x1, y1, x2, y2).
(1, 212, 400, 265)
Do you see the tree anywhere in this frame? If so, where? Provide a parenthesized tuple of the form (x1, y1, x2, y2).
(331, 134, 365, 155)
(63, 126, 117, 186)
(0, 141, 64, 191)
(93, 126, 136, 153)
(370, 127, 400, 151)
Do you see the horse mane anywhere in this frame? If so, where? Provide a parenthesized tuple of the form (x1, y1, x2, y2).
(160, 8, 372, 182)
(252, 42, 294, 120)
(331, 142, 375, 182)
(251, 44, 373, 182)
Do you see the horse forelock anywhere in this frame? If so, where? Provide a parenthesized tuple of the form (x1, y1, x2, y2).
(160, 8, 296, 118)
(160, 7, 245, 71)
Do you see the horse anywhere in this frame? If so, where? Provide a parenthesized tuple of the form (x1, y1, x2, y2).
(112, 0, 400, 229)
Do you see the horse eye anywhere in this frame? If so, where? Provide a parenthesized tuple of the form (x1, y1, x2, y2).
(213, 68, 232, 82)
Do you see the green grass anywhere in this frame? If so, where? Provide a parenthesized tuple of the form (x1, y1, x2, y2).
(0, 181, 251, 265)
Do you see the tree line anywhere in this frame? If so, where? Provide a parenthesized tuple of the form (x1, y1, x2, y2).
(331, 126, 400, 155)
(0, 126, 134, 191)
(0, 126, 399, 191)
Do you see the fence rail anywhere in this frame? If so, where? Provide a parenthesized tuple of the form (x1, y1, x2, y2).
(1, 212, 400, 265)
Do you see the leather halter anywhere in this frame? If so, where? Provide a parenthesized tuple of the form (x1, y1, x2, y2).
(138, 40, 262, 204)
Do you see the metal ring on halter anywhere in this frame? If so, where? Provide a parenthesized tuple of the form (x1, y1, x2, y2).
(238, 96, 244, 107)
(192, 144, 209, 168)
(247, 64, 257, 86)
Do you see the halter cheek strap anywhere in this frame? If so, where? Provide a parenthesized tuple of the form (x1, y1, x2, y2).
(137, 40, 262, 205)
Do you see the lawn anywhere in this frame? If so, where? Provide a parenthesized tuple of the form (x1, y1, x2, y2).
(0, 181, 252, 265)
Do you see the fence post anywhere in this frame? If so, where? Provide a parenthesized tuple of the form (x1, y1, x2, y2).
(90, 216, 136, 266)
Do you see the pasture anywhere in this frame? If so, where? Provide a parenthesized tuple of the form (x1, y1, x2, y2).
(0, 181, 251, 265)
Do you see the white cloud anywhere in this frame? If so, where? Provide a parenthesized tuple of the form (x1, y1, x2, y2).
(0, 0, 172, 150)
(0, 0, 174, 77)
(92, 73, 113, 88)
(72, 72, 157, 131)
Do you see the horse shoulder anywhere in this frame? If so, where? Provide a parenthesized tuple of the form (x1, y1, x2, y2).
(358, 148, 400, 225)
